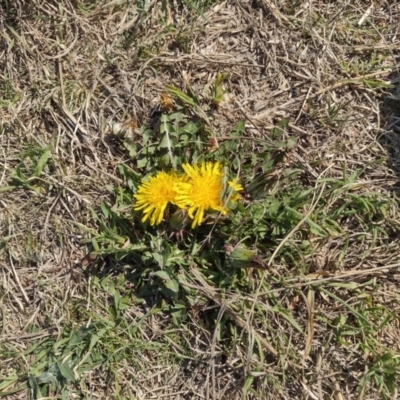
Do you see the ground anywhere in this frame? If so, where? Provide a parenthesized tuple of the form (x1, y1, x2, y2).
(1, 1, 400, 399)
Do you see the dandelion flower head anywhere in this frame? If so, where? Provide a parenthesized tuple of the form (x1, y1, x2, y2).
(174, 162, 228, 228)
(134, 171, 180, 226)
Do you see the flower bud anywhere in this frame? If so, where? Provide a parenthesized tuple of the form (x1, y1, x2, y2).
(224, 244, 265, 269)
(169, 209, 189, 231)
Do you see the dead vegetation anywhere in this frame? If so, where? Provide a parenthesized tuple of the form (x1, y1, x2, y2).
(1, 0, 400, 399)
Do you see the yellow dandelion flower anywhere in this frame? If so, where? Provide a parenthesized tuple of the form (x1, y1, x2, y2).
(228, 179, 243, 192)
(134, 171, 180, 226)
(174, 162, 228, 228)
(227, 179, 243, 202)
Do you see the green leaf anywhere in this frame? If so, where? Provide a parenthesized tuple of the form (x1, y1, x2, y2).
(6, 24, 35, 56)
(231, 120, 245, 136)
(28, 375, 42, 399)
(182, 121, 199, 135)
(34, 144, 52, 177)
(272, 305, 303, 333)
(100, 202, 110, 218)
(0, 383, 28, 397)
(154, 270, 171, 281)
(137, 156, 148, 169)
(113, 289, 121, 311)
(243, 375, 254, 396)
(213, 72, 228, 105)
(118, 295, 132, 310)
(37, 371, 58, 384)
(385, 373, 396, 395)
(89, 327, 108, 350)
(327, 282, 358, 289)
(164, 278, 179, 293)
(379, 352, 395, 363)
(278, 117, 290, 128)
(286, 137, 297, 149)
(57, 361, 75, 382)
(61, 387, 71, 400)
(171, 302, 186, 326)
(64, 325, 95, 352)
(284, 206, 327, 237)
(166, 85, 196, 106)
(0, 375, 20, 391)
(159, 133, 172, 148)
(0, 186, 16, 192)
(123, 142, 137, 157)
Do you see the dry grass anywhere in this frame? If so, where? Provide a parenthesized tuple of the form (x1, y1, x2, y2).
(1, 0, 400, 399)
